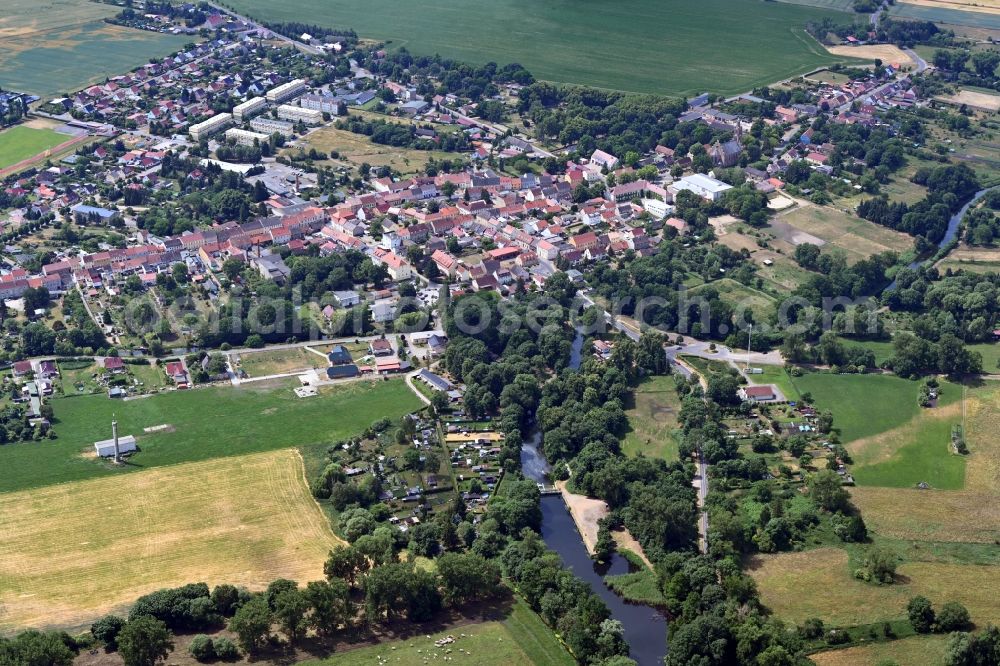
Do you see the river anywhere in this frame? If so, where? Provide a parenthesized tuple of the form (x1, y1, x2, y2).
(885, 186, 999, 292)
(518, 330, 669, 665)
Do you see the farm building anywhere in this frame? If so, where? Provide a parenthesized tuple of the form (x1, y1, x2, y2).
(93, 435, 137, 458)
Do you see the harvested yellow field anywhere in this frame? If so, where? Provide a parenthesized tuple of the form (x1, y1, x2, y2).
(0, 449, 344, 632)
(749, 548, 1000, 627)
(827, 44, 918, 68)
(851, 486, 1000, 543)
(810, 634, 951, 666)
(962, 382, 1000, 493)
(936, 89, 1000, 112)
(900, 0, 1000, 14)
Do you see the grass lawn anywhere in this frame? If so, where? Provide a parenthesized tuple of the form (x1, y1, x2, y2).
(605, 568, 667, 606)
(621, 375, 681, 461)
(749, 547, 1000, 628)
(838, 338, 895, 366)
(750, 365, 801, 402)
(0, 125, 70, 169)
(57, 359, 100, 395)
(691, 278, 778, 321)
(225, 0, 856, 96)
(785, 373, 966, 488)
(680, 355, 734, 378)
(0, 449, 343, 633)
(809, 634, 951, 666)
(296, 124, 456, 176)
(788, 373, 938, 443)
(300, 598, 573, 666)
(501, 598, 576, 666)
(127, 361, 169, 390)
(850, 485, 1000, 543)
(236, 347, 327, 377)
(0, 0, 192, 98)
(0, 379, 421, 493)
(847, 381, 1000, 543)
(968, 342, 1000, 372)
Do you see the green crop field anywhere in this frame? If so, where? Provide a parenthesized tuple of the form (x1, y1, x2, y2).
(226, 0, 858, 95)
(0, 379, 421, 493)
(0, 125, 70, 169)
(0, 0, 192, 99)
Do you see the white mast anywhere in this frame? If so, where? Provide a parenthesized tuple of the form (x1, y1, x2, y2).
(112, 416, 121, 464)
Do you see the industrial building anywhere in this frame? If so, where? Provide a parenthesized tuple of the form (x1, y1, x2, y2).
(189, 113, 232, 141)
(233, 96, 266, 122)
(266, 79, 307, 103)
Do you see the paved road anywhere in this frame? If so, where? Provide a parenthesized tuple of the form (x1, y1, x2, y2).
(204, 1, 323, 55)
(904, 48, 929, 72)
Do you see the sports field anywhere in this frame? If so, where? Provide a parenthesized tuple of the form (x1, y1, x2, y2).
(0, 378, 421, 493)
(0, 0, 191, 98)
(0, 449, 343, 632)
(226, 0, 856, 95)
(0, 125, 70, 169)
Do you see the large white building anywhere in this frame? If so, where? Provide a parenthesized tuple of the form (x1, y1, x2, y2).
(668, 173, 733, 202)
(250, 117, 295, 137)
(233, 96, 266, 122)
(266, 79, 307, 103)
(276, 104, 323, 125)
(189, 112, 232, 142)
(94, 434, 137, 458)
(225, 127, 270, 146)
(300, 93, 342, 115)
